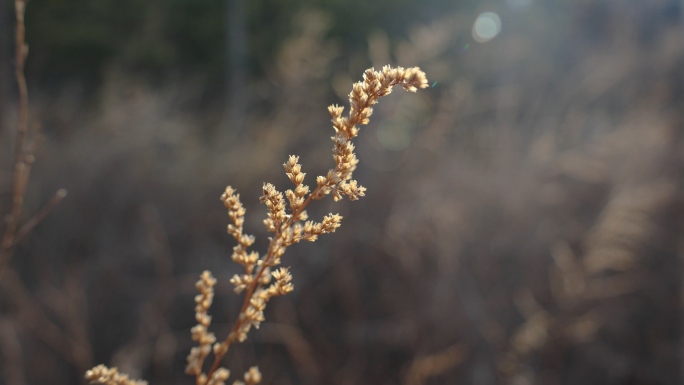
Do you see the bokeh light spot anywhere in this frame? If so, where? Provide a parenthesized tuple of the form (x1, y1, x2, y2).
(472, 12, 502, 43)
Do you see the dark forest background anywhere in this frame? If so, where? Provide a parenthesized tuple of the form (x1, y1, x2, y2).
(1, 0, 684, 384)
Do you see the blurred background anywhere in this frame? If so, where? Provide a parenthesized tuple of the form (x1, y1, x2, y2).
(1, 0, 684, 384)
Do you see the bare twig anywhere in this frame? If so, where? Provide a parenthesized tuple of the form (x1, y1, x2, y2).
(0, 0, 66, 278)
(0, 0, 30, 274)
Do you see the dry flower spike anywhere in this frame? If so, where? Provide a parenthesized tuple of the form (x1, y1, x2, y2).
(86, 65, 428, 385)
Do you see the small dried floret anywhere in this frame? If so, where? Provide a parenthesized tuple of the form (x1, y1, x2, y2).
(271, 267, 291, 282)
(259, 267, 272, 285)
(230, 274, 254, 294)
(263, 218, 276, 232)
(186, 347, 203, 375)
(244, 366, 262, 385)
(207, 368, 230, 385)
(340, 180, 366, 201)
(321, 213, 343, 233)
(260, 183, 288, 223)
(285, 189, 306, 212)
(283, 155, 307, 186)
(85, 364, 147, 385)
(328, 104, 344, 119)
(213, 342, 228, 355)
(268, 267, 294, 296)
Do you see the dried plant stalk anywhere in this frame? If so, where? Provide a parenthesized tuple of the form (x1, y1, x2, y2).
(0, 0, 31, 275)
(86, 65, 428, 385)
(0, 0, 67, 278)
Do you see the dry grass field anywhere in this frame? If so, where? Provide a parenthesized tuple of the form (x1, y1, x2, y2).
(1, 1, 683, 384)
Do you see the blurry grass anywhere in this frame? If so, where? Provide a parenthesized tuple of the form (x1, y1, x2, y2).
(1, 3, 683, 385)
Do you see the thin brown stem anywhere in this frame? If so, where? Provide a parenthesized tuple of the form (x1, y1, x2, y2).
(205, 185, 322, 380)
(0, 0, 30, 277)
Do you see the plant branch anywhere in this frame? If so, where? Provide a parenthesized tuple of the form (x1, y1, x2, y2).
(0, 0, 30, 277)
(205, 79, 412, 379)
